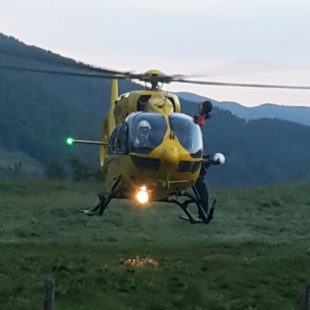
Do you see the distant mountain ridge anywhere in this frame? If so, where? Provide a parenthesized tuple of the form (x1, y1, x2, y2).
(1, 33, 310, 188)
(178, 92, 310, 127)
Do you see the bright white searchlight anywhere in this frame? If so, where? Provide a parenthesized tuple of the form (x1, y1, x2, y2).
(136, 186, 149, 204)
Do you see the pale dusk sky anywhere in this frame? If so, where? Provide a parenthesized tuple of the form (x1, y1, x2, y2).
(1, 0, 310, 106)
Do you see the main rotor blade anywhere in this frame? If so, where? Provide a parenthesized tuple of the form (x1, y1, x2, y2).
(173, 78, 310, 90)
(2, 63, 310, 90)
(0, 64, 131, 79)
(0, 63, 179, 82)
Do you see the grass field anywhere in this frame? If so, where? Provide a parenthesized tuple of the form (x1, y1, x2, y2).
(0, 180, 309, 309)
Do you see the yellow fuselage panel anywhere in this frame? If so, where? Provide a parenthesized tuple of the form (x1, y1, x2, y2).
(105, 154, 200, 200)
(114, 90, 181, 124)
(103, 138, 201, 200)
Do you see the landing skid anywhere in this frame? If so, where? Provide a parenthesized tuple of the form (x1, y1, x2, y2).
(178, 199, 216, 224)
(78, 176, 121, 216)
(168, 185, 216, 224)
(78, 178, 216, 225)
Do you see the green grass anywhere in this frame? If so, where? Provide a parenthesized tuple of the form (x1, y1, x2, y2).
(0, 149, 44, 177)
(0, 180, 309, 309)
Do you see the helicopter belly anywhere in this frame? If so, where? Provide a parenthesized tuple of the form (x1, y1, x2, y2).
(116, 155, 200, 200)
(103, 150, 202, 202)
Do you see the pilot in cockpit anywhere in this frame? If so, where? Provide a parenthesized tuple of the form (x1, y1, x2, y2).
(133, 120, 152, 148)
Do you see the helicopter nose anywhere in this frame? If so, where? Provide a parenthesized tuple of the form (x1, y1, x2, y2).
(163, 146, 179, 165)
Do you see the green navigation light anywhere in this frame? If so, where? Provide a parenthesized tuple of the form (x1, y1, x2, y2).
(66, 137, 74, 146)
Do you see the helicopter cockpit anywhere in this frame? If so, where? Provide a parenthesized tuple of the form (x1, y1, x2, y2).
(125, 112, 203, 158)
(108, 112, 203, 158)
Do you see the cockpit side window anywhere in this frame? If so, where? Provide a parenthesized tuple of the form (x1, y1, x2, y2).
(108, 127, 118, 154)
(137, 95, 151, 111)
(115, 123, 129, 154)
(108, 123, 129, 155)
(167, 96, 176, 112)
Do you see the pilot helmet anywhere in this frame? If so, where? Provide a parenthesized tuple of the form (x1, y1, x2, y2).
(138, 120, 151, 136)
(138, 120, 151, 129)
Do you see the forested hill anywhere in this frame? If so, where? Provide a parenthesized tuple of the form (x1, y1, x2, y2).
(182, 104, 310, 187)
(1, 33, 310, 187)
(0, 33, 139, 175)
(178, 92, 310, 127)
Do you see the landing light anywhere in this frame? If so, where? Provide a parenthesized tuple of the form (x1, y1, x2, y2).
(136, 186, 149, 204)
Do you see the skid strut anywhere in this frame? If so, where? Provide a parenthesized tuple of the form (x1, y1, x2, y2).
(168, 186, 216, 224)
(79, 176, 121, 216)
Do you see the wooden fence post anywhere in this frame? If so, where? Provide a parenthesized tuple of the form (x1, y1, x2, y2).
(44, 278, 55, 310)
(303, 284, 310, 310)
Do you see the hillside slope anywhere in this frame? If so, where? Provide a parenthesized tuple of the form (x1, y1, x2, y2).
(0, 33, 138, 173)
(1, 34, 310, 187)
(178, 92, 310, 127)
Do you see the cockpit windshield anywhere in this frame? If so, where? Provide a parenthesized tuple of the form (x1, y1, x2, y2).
(129, 113, 167, 154)
(169, 113, 203, 157)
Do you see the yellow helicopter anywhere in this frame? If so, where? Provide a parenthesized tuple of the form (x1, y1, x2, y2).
(66, 69, 223, 224)
(60, 67, 310, 224)
(2, 63, 310, 224)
